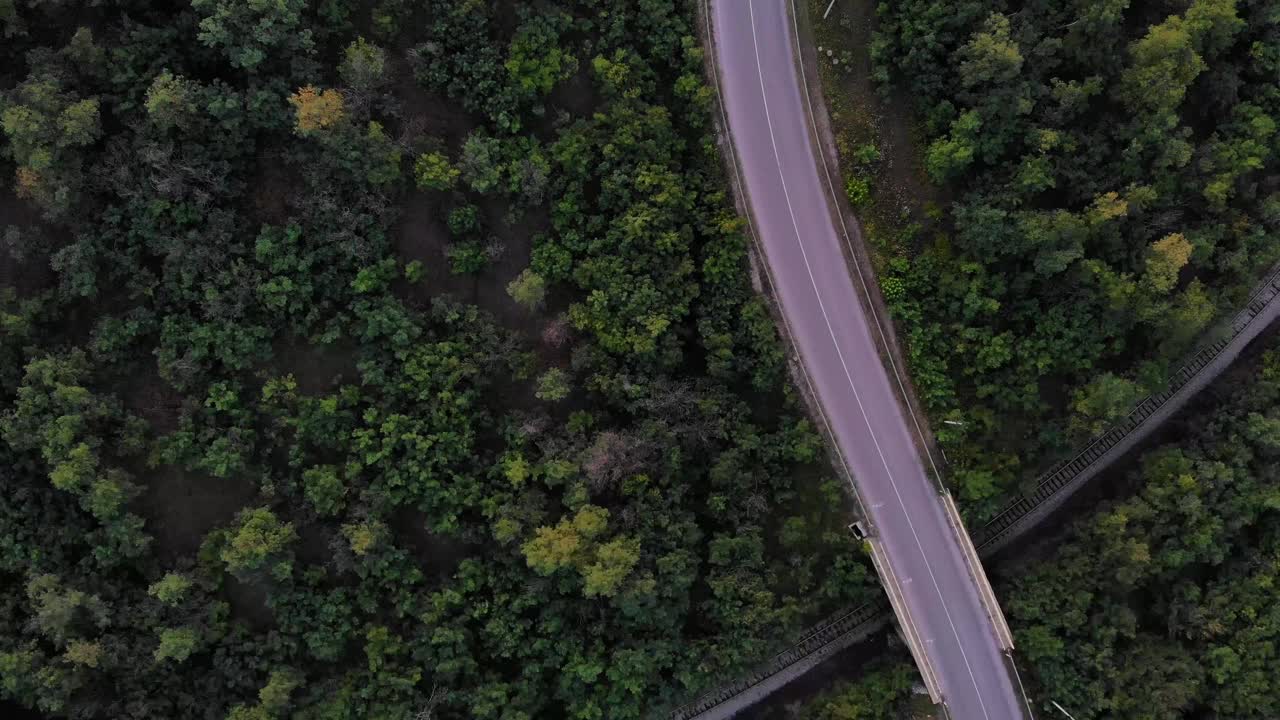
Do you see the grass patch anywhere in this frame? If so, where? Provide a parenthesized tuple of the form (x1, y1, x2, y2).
(804, 0, 943, 273)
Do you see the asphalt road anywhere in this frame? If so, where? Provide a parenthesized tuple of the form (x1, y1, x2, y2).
(710, 1, 1026, 718)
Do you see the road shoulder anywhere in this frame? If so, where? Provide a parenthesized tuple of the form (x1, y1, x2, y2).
(785, 0, 946, 485)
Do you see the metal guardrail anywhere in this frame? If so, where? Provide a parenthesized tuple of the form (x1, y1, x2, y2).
(666, 597, 891, 720)
(665, 261, 1280, 720)
(972, 259, 1280, 554)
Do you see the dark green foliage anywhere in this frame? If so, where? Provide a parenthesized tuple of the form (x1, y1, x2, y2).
(870, 0, 1280, 514)
(1004, 346, 1280, 719)
(798, 657, 917, 719)
(0, 1, 876, 718)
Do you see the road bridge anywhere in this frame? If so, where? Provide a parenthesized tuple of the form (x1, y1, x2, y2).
(707, 1, 1030, 717)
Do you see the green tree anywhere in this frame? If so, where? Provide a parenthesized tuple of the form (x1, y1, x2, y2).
(259, 668, 303, 714)
(1, 75, 101, 215)
(535, 368, 571, 402)
(62, 640, 102, 669)
(523, 505, 607, 574)
(1202, 103, 1276, 210)
(799, 660, 915, 720)
(446, 240, 490, 275)
(3, 352, 151, 558)
(340, 37, 388, 93)
(958, 14, 1023, 89)
(144, 71, 199, 131)
(1072, 373, 1144, 437)
(302, 465, 346, 516)
(506, 12, 578, 98)
(414, 151, 459, 191)
(226, 706, 270, 720)
(521, 506, 642, 598)
(523, 519, 584, 575)
(341, 520, 387, 556)
(1160, 280, 1215, 350)
(925, 110, 981, 181)
(581, 537, 640, 598)
(1184, 0, 1245, 56)
(1119, 14, 1205, 115)
(507, 268, 547, 310)
(459, 132, 504, 193)
(1143, 233, 1192, 295)
(218, 508, 297, 578)
(25, 574, 109, 644)
(153, 627, 199, 663)
(57, 99, 100, 147)
(147, 573, 192, 606)
(191, 0, 312, 70)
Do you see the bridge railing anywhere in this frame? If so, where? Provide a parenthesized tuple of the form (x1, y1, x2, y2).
(972, 258, 1280, 554)
(665, 597, 891, 720)
(663, 260, 1280, 720)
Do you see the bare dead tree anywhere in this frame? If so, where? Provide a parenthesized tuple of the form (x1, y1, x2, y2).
(483, 236, 506, 262)
(517, 411, 551, 438)
(582, 430, 656, 496)
(631, 380, 722, 447)
(395, 115, 428, 152)
(542, 314, 572, 348)
(412, 684, 443, 720)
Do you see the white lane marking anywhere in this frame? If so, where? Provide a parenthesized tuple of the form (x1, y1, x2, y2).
(1051, 701, 1078, 720)
(701, 0, 878, 527)
(786, 8, 1025, 694)
(1012, 652, 1038, 718)
(745, 2, 991, 717)
(786, 0, 942, 485)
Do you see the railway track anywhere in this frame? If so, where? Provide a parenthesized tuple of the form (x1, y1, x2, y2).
(665, 259, 1280, 720)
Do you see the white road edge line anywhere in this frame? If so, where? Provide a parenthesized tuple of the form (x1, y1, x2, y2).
(785, 3, 1037, 710)
(868, 537, 942, 702)
(786, 0, 942, 484)
(701, 0, 869, 526)
(1013, 652, 1038, 717)
(745, 2, 991, 717)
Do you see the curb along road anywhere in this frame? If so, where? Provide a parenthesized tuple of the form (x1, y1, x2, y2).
(705, 1, 1028, 718)
(671, 0, 1280, 714)
(668, 254, 1280, 720)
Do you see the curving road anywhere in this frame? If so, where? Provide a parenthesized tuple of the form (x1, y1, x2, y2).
(710, 1, 1026, 718)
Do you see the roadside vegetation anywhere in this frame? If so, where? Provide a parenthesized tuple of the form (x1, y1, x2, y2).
(777, 334, 1280, 720)
(0, 1, 880, 718)
(999, 337, 1280, 718)
(794, 1, 1280, 717)
(752, 652, 924, 720)
(813, 0, 1280, 520)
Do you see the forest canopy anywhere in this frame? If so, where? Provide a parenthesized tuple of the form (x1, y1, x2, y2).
(6, 0, 1278, 717)
(1001, 342, 1280, 719)
(866, 0, 1280, 516)
(0, 1, 877, 718)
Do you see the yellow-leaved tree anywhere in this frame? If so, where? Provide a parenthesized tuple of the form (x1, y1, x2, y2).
(288, 86, 345, 136)
(522, 505, 640, 598)
(1144, 232, 1193, 295)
